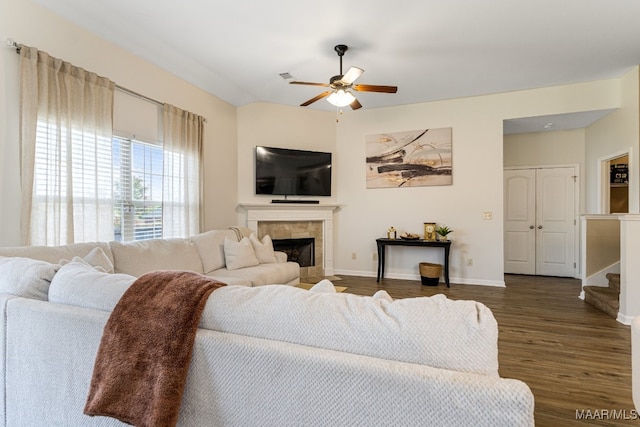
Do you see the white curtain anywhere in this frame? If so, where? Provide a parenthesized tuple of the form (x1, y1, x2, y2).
(161, 104, 204, 238)
(20, 46, 115, 246)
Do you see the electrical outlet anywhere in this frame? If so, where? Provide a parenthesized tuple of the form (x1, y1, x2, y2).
(466, 258, 474, 266)
(372, 253, 378, 261)
(483, 212, 493, 220)
(351, 252, 357, 260)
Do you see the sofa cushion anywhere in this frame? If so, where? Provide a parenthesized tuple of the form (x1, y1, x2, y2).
(208, 262, 299, 286)
(249, 234, 278, 263)
(49, 261, 135, 312)
(223, 237, 259, 271)
(109, 238, 203, 277)
(0, 257, 60, 300)
(190, 230, 238, 273)
(201, 284, 499, 376)
(0, 242, 114, 266)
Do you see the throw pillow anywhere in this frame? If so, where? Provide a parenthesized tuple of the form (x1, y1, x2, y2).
(82, 247, 114, 273)
(0, 256, 60, 300)
(223, 237, 260, 270)
(59, 246, 114, 273)
(49, 261, 136, 312)
(249, 233, 278, 263)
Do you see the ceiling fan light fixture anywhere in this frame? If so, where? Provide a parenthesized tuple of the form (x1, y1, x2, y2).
(327, 89, 355, 107)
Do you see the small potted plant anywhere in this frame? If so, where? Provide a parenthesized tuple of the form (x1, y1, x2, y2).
(435, 225, 453, 241)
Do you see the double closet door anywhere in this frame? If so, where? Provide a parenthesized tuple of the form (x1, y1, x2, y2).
(504, 167, 577, 277)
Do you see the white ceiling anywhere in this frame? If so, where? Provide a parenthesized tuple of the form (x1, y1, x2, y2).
(34, 0, 640, 131)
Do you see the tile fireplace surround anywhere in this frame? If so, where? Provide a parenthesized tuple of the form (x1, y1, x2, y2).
(240, 204, 339, 278)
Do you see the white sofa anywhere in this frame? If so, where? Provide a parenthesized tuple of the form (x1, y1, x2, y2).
(0, 228, 300, 287)
(0, 237, 535, 426)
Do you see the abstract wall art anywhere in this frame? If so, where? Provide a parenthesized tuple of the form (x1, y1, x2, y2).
(366, 127, 452, 188)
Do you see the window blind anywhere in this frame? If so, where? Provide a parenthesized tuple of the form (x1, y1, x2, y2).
(112, 136, 163, 242)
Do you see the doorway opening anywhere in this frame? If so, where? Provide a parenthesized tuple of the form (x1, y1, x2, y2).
(503, 166, 579, 277)
(601, 153, 629, 214)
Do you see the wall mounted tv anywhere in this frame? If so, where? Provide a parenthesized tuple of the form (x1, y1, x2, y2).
(255, 146, 332, 197)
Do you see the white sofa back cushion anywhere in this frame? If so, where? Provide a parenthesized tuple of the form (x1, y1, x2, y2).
(0, 242, 113, 266)
(190, 230, 238, 273)
(109, 238, 203, 277)
(49, 261, 135, 311)
(201, 284, 499, 376)
(0, 257, 60, 300)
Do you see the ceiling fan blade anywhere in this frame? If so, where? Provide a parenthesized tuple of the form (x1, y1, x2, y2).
(350, 98, 362, 110)
(340, 67, 364, 85)
(353, 84, 398, 93)
(300, 90, 332, 107)
(290, 81, 330, 87)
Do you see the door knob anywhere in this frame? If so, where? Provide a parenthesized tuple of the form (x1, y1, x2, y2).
(538, 225, 543, 229)
(529, 225, 534, 229)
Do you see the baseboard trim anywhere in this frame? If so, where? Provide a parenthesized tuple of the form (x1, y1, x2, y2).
(332, 269, 505, 287)
(582, 262, 620, 288)
(617, 312, 633, 325)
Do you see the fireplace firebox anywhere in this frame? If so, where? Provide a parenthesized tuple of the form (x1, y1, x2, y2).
(271, 238, 315, 267)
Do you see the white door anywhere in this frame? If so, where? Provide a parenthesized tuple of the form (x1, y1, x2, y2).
(504, 167, 576, 277)
(535, 168, 576, 276)
(504, 169, 536, 274)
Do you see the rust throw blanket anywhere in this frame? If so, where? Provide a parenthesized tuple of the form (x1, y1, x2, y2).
(84, 270, 226, 427)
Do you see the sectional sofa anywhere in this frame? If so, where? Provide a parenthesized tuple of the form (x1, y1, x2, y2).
(0, 230, 535, 426)
(0, 227, 300, 287)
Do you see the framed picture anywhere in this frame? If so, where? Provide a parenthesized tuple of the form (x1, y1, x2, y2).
(366, 127, 452, 188)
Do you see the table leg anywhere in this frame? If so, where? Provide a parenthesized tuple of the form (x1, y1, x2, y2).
(444, 245, 451, 287)
(376, 243, 384, 282)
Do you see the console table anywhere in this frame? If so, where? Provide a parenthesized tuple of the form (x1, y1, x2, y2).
(376, 238, 452, 287)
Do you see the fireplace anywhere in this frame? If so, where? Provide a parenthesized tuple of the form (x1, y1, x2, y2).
(240, 203, 339, 279)
(257, 220, 323, 278)
(272, 238, 315, 267)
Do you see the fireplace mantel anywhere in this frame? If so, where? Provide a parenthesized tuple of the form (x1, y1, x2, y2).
(239, 203, 340, 276)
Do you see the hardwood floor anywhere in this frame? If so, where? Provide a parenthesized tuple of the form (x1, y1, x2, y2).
(330, 274, 635, 427)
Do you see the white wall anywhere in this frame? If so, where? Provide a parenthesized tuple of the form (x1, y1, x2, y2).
(504, 129, 586, 213)
(504, 129, 586, 168)
(585, 67, 640, 214)
(0, 0, 239, 246)
(332, 80, 620, 286)
(235, 102, 336, 221)
(0, 43, 20, 246)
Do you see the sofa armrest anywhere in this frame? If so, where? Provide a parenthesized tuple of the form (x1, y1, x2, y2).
(633, 316, 640, 411)
(274, 251, 287, 263)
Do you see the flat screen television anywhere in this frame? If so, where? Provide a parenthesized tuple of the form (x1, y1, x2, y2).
(255, 146, 332, 197)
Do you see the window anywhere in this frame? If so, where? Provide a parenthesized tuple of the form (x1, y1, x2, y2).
(112, 136, 164, 242)
(30, 120, 115, 244)
(21, 49, 202, 246)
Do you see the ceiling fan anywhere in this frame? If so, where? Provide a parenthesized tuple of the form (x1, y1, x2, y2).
(290, 44, 398, 110)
